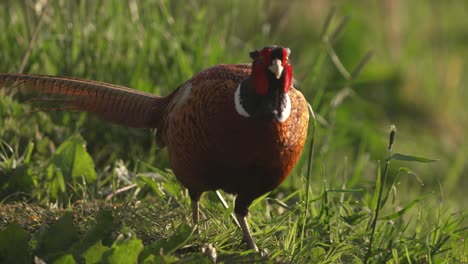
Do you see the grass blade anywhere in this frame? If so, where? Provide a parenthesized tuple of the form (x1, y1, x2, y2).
(390, 153, 438, 163)
(379, 192, 433, 220)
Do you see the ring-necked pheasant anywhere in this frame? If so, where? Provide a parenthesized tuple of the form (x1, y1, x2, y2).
(0, 46, 309, 251)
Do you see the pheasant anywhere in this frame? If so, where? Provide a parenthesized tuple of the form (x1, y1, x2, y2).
(0, 46, 309, 251)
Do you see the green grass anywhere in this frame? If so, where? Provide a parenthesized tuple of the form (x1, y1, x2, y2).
(0, 1, 467, 263)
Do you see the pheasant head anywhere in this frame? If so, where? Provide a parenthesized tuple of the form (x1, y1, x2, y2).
(235, 46, 293, 122)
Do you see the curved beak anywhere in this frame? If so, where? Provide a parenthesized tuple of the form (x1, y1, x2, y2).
(268, 59, 284, 79)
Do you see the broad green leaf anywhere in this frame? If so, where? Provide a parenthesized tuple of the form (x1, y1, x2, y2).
(34, 212, 79, 261)
(52, 254, 76, 264)
(390, 153, 438, 163)
(3, 163, 36, 194)
(104, 237, 143, 264)
(142, 255, 157, 263)
(46, 163, 66, 200)
(142, 254, 181, 264)
(48, 134, 97, 183)
(0, 141, 36, 196)
(140, 223, 195, 260)
(82, 241, 110, 264)
(310, 246, 326, 261)
(75, 210, 118, 253)
(379, 192, 433, 220)
(0, 223, 31, 264)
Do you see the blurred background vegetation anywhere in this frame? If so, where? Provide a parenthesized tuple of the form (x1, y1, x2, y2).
(0, 0, 467, 262)
(0, 0, 466, 222)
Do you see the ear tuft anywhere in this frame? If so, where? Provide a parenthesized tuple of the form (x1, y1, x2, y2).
(249, 50, 259, 60)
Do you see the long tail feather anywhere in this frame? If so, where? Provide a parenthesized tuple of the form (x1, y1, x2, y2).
(0, 74, 169, 128)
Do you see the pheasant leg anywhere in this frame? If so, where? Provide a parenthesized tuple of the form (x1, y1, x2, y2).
(235, 212, 259, 251)
(189, 191, 202, 226)
(235, 196, 259, 252)
(192, 199, 199, 225)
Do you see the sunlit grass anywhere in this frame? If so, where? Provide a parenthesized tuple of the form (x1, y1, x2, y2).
(0, 0, 466, 263)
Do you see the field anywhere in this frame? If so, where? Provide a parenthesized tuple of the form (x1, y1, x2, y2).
(0, 1, 466, 263)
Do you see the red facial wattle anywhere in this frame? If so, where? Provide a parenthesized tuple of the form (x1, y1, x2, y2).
(252, 60, 269, 96)
(251, 47, 293, 96)
(282, 65, 292, 93)
(251, 48, 272, 96)
(281, 48, 293, 93)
